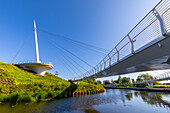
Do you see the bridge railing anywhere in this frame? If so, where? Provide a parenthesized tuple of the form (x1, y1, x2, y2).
(154, 71, 170, 80)
(74, 0, 169, 81)
(104, 71, 170, 87)
(12, 61, 53, 65)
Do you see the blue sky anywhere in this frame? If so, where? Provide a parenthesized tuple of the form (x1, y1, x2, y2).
(0, 0, 164, 80)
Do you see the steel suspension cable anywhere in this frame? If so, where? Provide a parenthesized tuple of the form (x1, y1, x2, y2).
(37, 28, 109, 53)
(41, 35, 94, 68)
(11, 31, 34, 63)
(39, 32, 106, 57)
(40, 35, 90, 75)
(44, 39, 79, 77)
(54, 47, 88, 72)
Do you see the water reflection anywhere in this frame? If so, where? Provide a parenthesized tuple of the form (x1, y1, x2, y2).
(0, 89, 170, 113)
(133, 91, 170, 108)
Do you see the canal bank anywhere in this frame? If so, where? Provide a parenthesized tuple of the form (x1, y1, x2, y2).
(104, 85, 170, 92)
(0, 89, 169, 113)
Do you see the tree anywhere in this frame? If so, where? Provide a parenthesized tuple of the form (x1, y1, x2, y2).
(111, 79, 117, 84)
(89, 78, 96, 84)
(116, 75, 121, 84)
(55, 71, 59, 76)
(96, 80, 102, 85)
(136, 73, 153, 82)
(131, 79, 136, 83)
(136, 73, 153, 88)
(120, 77, 131, 84)
(104, 80, 111, 85)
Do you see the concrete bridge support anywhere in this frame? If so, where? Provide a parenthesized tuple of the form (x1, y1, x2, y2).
(147, 82, 153, 88)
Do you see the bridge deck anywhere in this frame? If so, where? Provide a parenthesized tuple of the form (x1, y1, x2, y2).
(92, 33, 170, 78)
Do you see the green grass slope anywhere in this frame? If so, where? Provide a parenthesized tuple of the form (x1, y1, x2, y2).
(0, 62, 70, 103)
(74, 81, 104, 93)
(0, 62, 104, 103)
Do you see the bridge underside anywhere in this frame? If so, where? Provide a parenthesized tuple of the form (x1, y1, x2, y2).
(87, 34, 170, 79)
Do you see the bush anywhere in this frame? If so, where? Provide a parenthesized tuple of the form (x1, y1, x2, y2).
(17, 92, 35, 102)
(35, 91, 47, 100)
(136, 83, 148, 88)
(104, 81, 111, 85)
(46, 90, 55, 98)
(154, 85, 170, 88)
(9, 93, 19, 102)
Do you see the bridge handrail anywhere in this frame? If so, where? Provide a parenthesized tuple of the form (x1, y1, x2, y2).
(104, 71, 170, 86)
(73, 0, 170, 81)
(12, 61, 53, 65)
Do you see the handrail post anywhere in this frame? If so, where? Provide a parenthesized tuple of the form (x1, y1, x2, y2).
(104, 61, 106, 69)
(152, 8, 167, 36)
(127, 34, 134, 54)
(100, 64, 102, 71)
(115, 47, 119, 62)
(97, 66, 99, 73)
(95, 68, 97, 74)
(108, 55, 111, 66)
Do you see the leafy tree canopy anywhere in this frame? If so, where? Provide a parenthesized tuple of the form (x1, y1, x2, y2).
(121, 77, 131, 84)
(136, 73, 153, 82)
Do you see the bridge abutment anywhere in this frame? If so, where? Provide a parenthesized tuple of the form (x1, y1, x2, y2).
(147, 82, 153, 88)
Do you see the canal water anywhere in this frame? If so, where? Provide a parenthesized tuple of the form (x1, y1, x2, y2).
(0, 89, 170, 113)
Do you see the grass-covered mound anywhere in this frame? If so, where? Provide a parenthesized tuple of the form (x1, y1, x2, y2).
(0, 62, 105, 103)
(74, 81, 104, 93)
(0, 62, 71, 103)
(154, 85, 170, 88)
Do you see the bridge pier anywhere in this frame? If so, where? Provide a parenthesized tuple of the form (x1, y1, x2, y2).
(147, 82, 153, 88)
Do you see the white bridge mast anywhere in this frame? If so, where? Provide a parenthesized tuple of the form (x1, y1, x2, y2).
(34, 20, 40, 63)
(15, 20, 53, 76)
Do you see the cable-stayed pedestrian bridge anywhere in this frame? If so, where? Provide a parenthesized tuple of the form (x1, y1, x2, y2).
(11, 0, 169, 80)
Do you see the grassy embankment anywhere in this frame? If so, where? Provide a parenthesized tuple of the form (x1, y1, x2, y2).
(153, 85, 170, 88)
(110, 84, 170, 88)
(0, 62, 104, 103)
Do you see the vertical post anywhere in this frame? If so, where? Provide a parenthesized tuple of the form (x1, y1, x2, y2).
(97, 66, 99, 72)
(34, 20, 40, 63)
(115, 47, 119, 62)
(89, 70, 91, 75)
(127, 34, 134, 54)
(95, 68, 97, 74)
(100, 64, 102, 71)
(104, 61, 106, 69)
(147, 82, 153, 88)
(152, 9, 167, 36)
(109, 55, 111, 66)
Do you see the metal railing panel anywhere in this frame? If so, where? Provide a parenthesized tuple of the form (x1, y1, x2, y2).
(163, 8, 170, 32)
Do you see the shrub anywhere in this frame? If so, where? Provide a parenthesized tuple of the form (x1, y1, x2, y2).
(154, 85, 170, 88)
(46, 90, 55, 98)
(35, 91, 47, 100)
(9, 93, 19, 102)
(17, 92, 35, 102)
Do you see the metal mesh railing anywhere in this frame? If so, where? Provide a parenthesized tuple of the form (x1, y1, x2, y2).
(12, 61, 53, 65)
(74, 0, 170, 81)
(104, 71, 170, 87)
